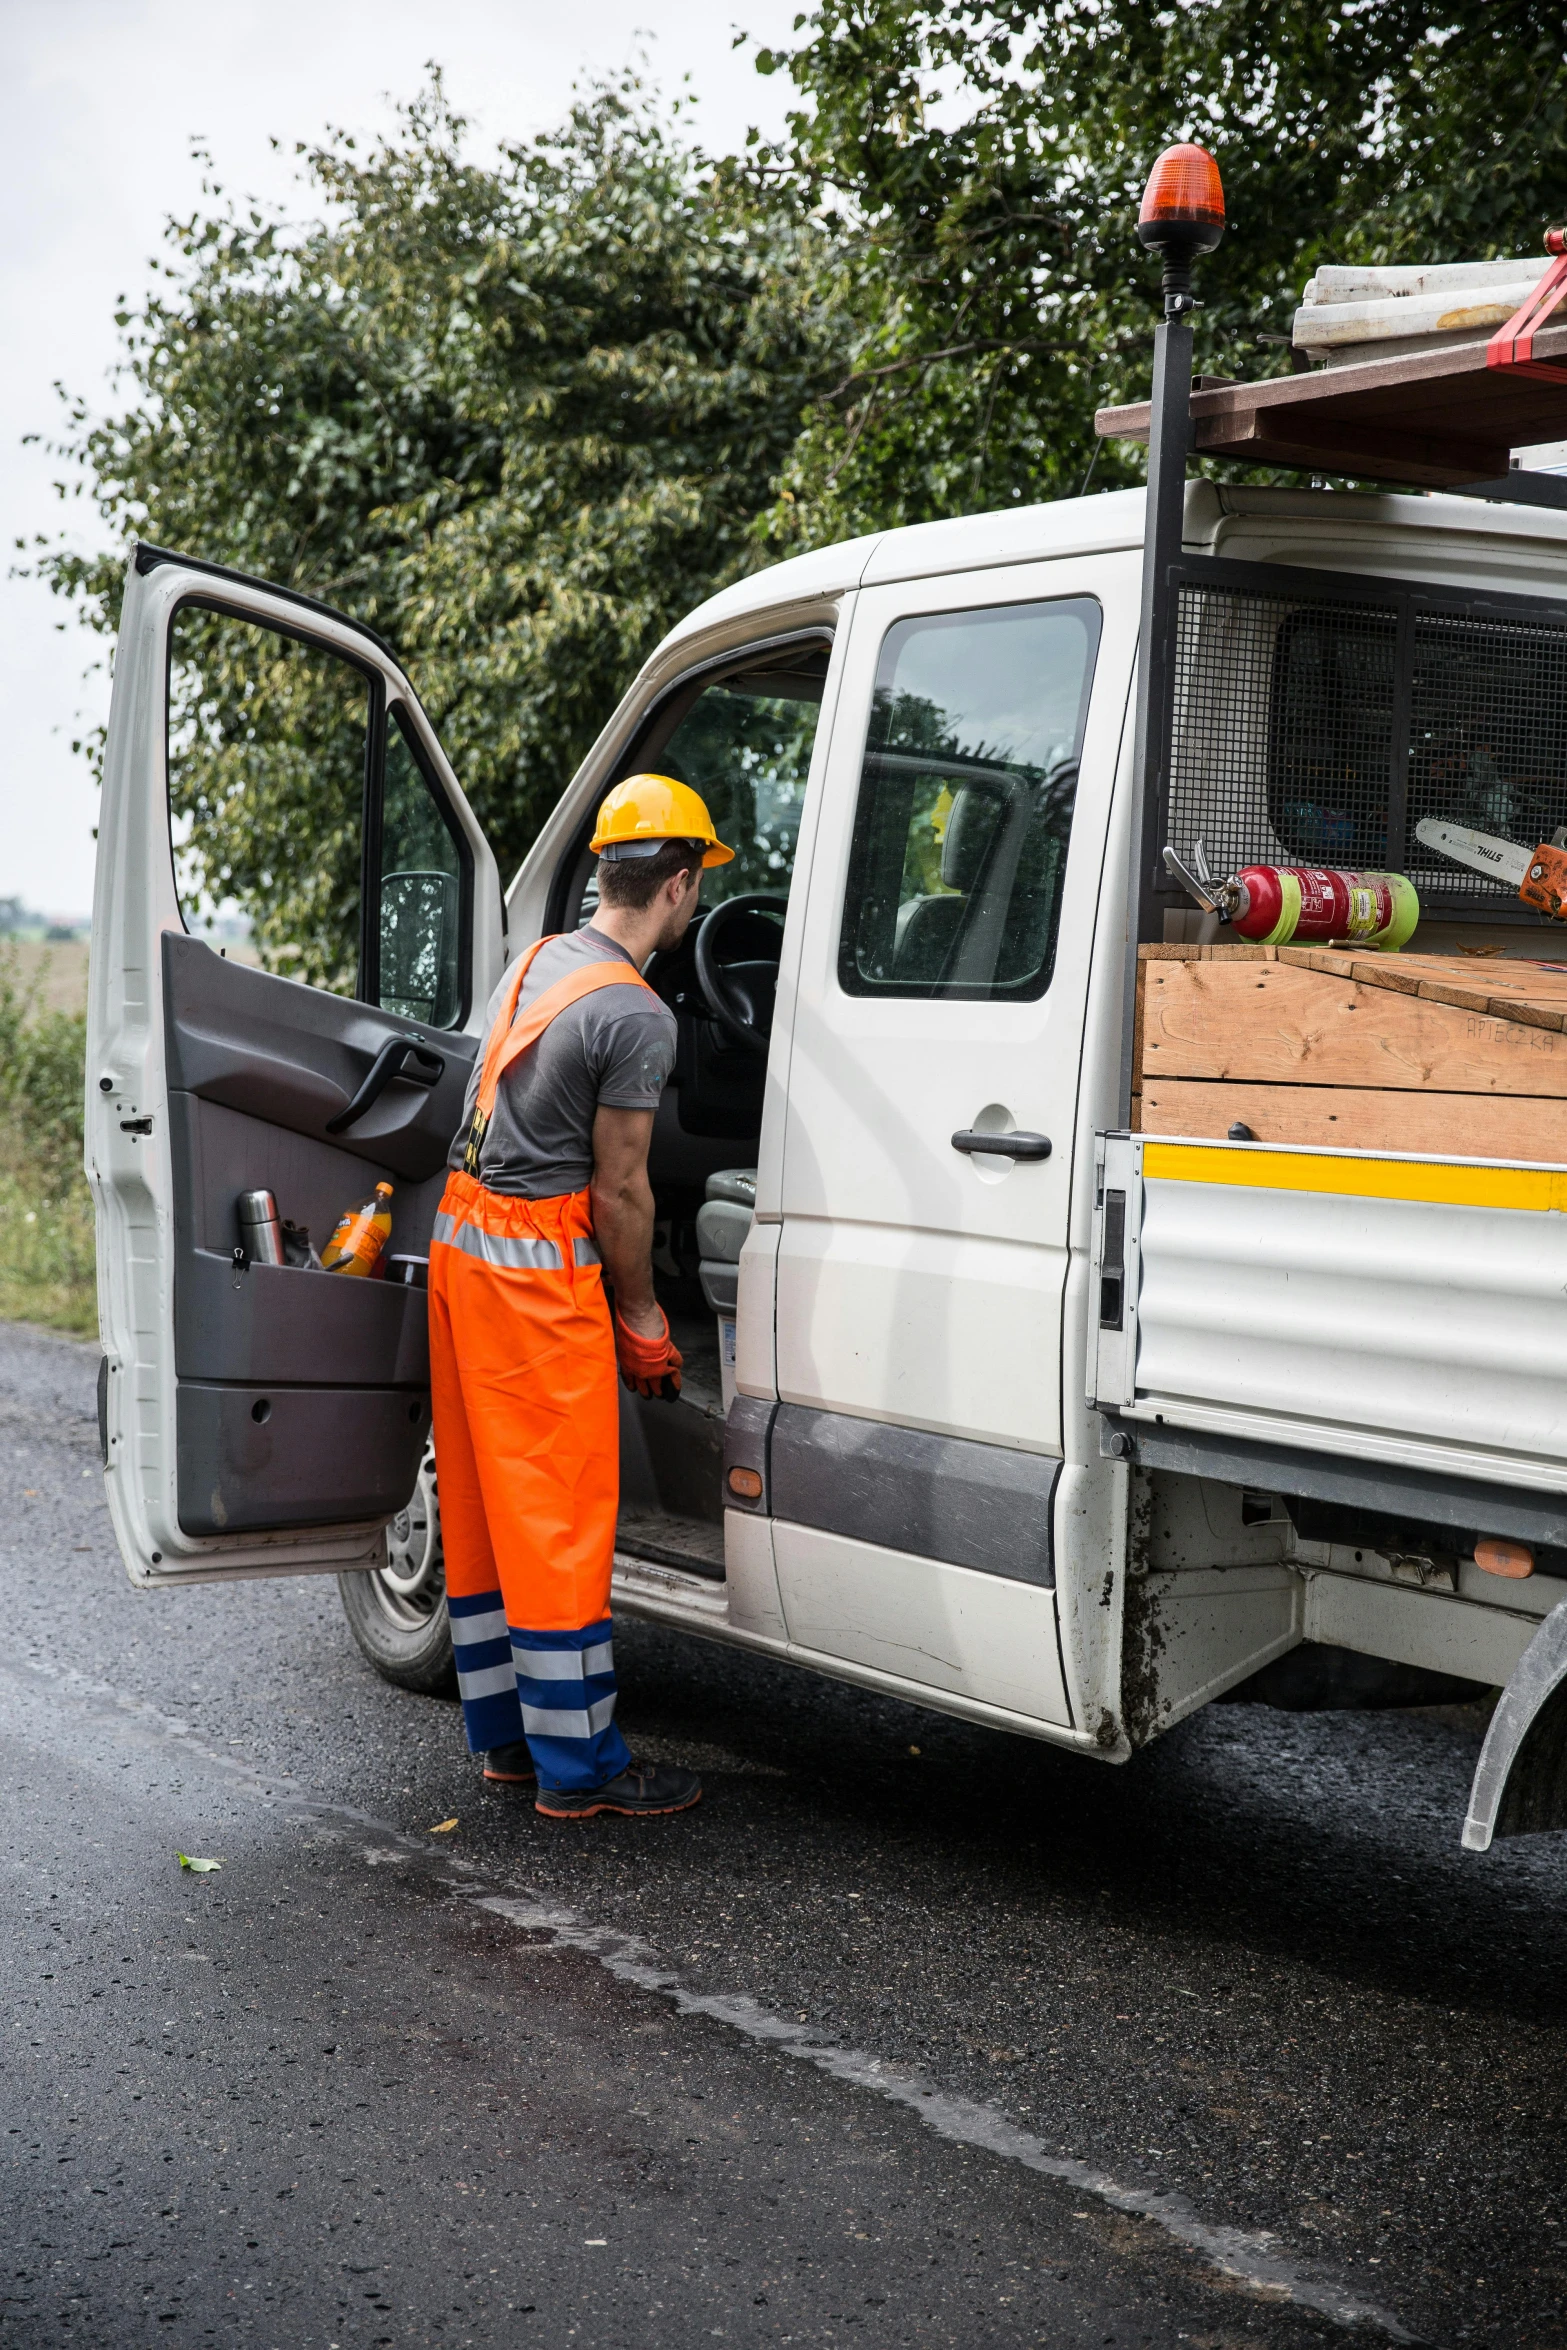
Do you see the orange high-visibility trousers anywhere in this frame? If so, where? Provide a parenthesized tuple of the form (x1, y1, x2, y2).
(428, 1171, 632, 1790)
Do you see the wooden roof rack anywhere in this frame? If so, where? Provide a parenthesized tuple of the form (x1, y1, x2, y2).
(1096, 321, 1567, 491)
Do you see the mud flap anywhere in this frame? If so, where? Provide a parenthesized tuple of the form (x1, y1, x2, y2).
(1463, 1598, 1567, 1851)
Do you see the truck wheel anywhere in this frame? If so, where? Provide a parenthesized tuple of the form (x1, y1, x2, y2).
(336, 1445, 456, 1696)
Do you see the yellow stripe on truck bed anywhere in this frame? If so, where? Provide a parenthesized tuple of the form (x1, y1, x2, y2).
(1141, 1139, 1567, 1214)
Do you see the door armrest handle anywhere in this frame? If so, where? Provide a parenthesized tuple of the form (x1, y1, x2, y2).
(327, 1037, 446, 1134)
(951, 1128, 1051, 1161)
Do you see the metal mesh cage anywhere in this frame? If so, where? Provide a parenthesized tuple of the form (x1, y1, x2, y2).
(1406, 612, 1567, 900)
(1168, 581, 1397, 878)
(1163, 566, 1567, 914)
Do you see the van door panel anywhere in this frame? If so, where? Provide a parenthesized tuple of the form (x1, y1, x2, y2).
(91, 550, 501, 1585)
(775, 1525, 1072, 1724)
(777, 559, 1135, 1447)
(176, 1383, 430, 1536)
(775, 1219, 1070, 1450)
(770, 554, 1137, 1708)
(158, 794, 479, 1537)
(168, 1098, 439, 1390)
(164, 934, 473, 1180)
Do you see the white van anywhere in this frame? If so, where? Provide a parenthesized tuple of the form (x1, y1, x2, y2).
(89, 483, 1567, 1850)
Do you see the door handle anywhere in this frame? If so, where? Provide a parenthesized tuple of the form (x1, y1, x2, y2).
(951, 1128, 1051, 1161)
(326, 1037, 446, 1134)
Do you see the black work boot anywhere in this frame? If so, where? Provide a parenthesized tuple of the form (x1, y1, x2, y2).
(535, 1761, 702, 1820)
(481, 1740, 536, 1786)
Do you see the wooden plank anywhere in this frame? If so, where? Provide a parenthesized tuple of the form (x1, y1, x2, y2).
(1273, 944, 1567, 1028)
(1418, 981, 1567, 1030)
(1453, 962, 1567, 997)
(1130, 945, 1148, 1120)
(1194, 411, 1505, 488)
(1140, 1078, 1567, 1163)
(1139, 957, 1567, 1097)
(1094, 319, 1567, 490)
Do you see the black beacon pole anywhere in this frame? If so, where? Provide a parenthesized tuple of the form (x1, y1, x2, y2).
(1118, 144, 1227, 1125)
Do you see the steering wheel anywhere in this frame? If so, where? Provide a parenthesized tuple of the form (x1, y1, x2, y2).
(693, 893, 787, 1056)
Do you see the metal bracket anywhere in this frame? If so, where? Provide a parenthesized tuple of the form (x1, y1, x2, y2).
(1387, 1552, 1459, 1594)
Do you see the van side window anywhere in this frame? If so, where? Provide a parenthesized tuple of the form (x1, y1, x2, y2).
(167, 605, 370, 994)
(838, 598, 1100, 1001)
(376, 708, 466, 1028)
(166, 607, 470, 1022)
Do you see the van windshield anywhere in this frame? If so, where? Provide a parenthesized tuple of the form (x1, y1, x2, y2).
(644, 647, 827, 904)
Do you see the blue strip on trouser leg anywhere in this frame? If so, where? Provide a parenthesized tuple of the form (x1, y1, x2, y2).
(511, 1618, 632, 1793)
(449, 1587, 525, 1753)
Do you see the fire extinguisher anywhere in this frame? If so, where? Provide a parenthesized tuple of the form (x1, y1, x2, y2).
(1164, 841, 1419, 949)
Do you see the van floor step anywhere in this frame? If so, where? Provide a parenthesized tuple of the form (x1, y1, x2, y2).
(615, 1508, 726, 1581)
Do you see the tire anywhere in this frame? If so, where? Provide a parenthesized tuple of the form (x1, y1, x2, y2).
(336, 1444, 456, 1696)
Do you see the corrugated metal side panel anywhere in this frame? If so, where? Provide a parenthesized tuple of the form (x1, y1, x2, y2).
(1130, 1173, 1567, 1486)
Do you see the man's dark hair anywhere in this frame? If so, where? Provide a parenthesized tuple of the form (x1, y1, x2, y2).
(596, 838, 702, 911)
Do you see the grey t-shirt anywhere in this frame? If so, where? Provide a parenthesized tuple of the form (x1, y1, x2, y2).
(449, 926, 677, 1199)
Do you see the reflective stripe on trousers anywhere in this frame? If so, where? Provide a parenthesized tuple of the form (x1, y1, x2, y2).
(432, 1210, 601, 1272)
(447, 1597, 628, 1789)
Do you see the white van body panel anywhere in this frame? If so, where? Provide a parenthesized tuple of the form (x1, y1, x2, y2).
(1094, 1133, 1567, 1494)
(770, 1524, 1072, 1724)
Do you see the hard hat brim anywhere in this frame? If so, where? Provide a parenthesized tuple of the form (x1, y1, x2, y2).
(590, 832, 737, 867)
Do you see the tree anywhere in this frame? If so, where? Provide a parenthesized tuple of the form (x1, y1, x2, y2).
(39, 16, 1567, 977)
(37, 75, 842, 980)
(751, 0, 1567, 548)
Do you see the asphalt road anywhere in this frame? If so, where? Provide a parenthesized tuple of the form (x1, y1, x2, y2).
(2, 1321, 1565, 2349)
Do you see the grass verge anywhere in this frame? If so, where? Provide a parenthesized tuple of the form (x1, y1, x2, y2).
(0, 1156, 96, 1336)
(0, 946, 96, 1338)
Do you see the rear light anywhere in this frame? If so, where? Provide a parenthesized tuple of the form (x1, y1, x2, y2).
(1136, 143, 1226, 258)
(1474, 1535, 1534, 1579)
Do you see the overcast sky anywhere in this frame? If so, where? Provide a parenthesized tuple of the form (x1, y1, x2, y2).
(0, 0, 803, 915)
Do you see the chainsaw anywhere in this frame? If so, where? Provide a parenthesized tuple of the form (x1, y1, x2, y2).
(1414, 817, 1567, 917)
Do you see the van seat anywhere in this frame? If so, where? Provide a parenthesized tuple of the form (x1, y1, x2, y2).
(704, 1167, 756, 1211)
(697, 1167, 756, 1317)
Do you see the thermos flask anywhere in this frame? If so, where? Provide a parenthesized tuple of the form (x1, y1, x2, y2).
(236, 1188, 287, 1267)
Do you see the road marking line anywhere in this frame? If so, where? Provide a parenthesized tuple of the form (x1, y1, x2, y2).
(6, 1648, 1421, 2345)
(471, 1893, 1419, 2342)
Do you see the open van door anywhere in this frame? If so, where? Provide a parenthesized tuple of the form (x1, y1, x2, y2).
(89, 546, 504, 1586)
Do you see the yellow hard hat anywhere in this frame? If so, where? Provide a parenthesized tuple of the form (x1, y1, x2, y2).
(590, 773, 735, 868)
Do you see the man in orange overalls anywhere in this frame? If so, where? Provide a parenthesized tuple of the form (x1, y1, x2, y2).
(429, 776, 733, 1818)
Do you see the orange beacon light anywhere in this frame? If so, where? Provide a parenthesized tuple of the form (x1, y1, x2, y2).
(1136, 143, 1226, 260)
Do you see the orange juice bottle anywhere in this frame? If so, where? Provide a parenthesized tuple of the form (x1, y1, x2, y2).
(321, 1180, 394, 1276)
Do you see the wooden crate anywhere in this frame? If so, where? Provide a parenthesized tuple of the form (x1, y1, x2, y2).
(1135, 942, 1567, 1161)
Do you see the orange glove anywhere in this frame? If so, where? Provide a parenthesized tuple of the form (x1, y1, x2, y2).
(614, 1307, 683, 1401)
